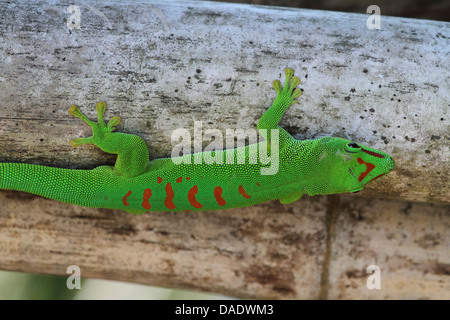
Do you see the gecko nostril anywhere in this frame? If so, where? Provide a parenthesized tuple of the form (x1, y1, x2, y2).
(389, 157, 395, 171)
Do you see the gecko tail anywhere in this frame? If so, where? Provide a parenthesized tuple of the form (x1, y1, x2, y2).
(0, 163, 109, 207)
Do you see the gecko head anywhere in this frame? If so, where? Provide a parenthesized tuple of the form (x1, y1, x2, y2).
(316, 137, 395, 194)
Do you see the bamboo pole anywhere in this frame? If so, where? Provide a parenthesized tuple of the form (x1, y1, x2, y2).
(0, 0, 448, 299)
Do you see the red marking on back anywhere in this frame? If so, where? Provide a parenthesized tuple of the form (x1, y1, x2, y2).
(176, 177, 182, 183)
(256, 182, 261, 187)
(157, 177, 163, 184)
(357, 158, 376, 182)
(238, 185, 251, 199)
(164, 183, 176, 209)
(370, 173, 385, 182)
(361, 147, 385, 158)
(186, 177, 190, 181)
(142, 188, 152, 210)
(122, 190, 132, 207)
(214, 186, 226, 206)
(187, 185, 203, 209)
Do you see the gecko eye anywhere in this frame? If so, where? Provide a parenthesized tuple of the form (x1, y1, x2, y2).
(344, 142, 361, 153)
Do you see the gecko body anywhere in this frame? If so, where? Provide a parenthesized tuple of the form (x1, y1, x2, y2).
(0, 68, 395, 213)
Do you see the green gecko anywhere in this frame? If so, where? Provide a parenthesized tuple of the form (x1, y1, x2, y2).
(0, 68, 394, 214)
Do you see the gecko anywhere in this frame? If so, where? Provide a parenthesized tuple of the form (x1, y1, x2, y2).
(0, 68, 395, 214)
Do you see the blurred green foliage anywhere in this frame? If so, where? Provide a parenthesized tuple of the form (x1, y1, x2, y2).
(0, 270, 231, 300)
(0, 271, 81, 300)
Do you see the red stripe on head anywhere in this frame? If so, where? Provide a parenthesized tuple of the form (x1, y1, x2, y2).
(122, 190, 132, 207)
(164, 182, 176, 209)
(157, 177, 163, 184)
(188, 185, 203, 209)
(238, 185, 251, 199)
(357, 158, 375, 182)
(214, 186, 226, 206)
(142, 188, 152, 210)
(176, 177, 182, 183)
(361, 147, 385, 158)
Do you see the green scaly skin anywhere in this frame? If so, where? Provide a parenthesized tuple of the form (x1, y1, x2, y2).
(0, 68, 395, 214)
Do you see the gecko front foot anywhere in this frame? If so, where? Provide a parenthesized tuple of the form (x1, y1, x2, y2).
(272, 67, 302, 106)
(69, 102, 121, 147)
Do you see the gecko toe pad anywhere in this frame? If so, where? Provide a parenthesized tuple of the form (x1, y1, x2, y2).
(69, 105, 83, 118)
(284, 67, 295, 80)
(70, 137, 92, 147)
(289, 76, 301, 90)
(292, 88, 302, 99)
(96, 101, 107, 117)
(273, 80, 282, 93)
(107, 116, 121, 131)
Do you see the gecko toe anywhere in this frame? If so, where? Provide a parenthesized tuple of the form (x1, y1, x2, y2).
(284, 67, 295, 80)
(292, 88, 302, 99)
(69, 105, 83, 118)
(273, 80, 282, 94)
(70, 137, 94, 147)
(289, 76, 301, 90)
(96, 101, 107, 117)
(70, 138, 83, 147)
(107, 116, 121, 131)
